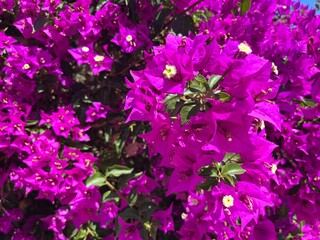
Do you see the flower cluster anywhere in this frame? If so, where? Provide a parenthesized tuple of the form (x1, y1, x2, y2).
(0, 0, 319, 239)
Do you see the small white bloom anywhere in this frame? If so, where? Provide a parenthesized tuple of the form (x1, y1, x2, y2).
(238, 42, 252, 54)
(163, 64, 177, 79)
(126, 35, 133, 42)
(94, 55, 105, 62)
(222, 195, 234, 208)
(22, 64, 30, 70)
(81, 46, 90, 52)
(272, 62, 279, 75)
(181, 212, 188, 220)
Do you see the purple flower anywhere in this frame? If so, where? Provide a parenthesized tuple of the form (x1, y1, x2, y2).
(95, 2, 122, 33)
(0, 0, 14, 14)
(122, 174, 159, 196)
(0, 32, 16, 49)
(249, 101, 282, 131)
(41, 0, 61, 13)
(89, 53, 114, 75)
(68, 45, 95, 65)
(118, 218, 141, 240)
(111, 18, 151, 53)
(140, 116, 181, 167)
(124, 73, 160, 123)
(5, 45, 40, 78)
(41, 209, 68, 240)
(99, 201, 118, 228)
(13, 17, 34, 39)
(68, 188, 101, 228)
(71, 126, 91, 142)
(86, 102, 109, 122)
(0, 209, 23, 234)
(143, 35, 195, 94)
(178, 219, 206, 240)
(39, 106, 80, 138)
(252, 219, 277, 240)
(68, 45, 113, 75)
(152, 204, 174, 233)
(77, 14, 102, 39)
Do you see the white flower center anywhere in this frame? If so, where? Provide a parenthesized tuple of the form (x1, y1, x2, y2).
(190, 198, 198, 206)
(238, 42, 252, 54)
(94, 55, 105, 62)
(163, 64, 177, 79)
(271, 164, 277, 174)
(126, 35, 133, 42)
(272, 62, 279, 75)
(222, 195, 234, 208)
(22, 64, 30, 70)
(81, 46, 90, 52)
(181, 212, 188, 220)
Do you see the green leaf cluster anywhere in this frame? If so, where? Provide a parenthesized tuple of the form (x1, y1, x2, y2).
(239, 0, 251, 15)
(164, 74, 231, 125)
(197, 152, 245, 191)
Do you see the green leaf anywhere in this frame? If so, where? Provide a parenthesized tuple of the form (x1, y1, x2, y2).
(222, 152, 241, 163)
(189, 83, 206, 93)
(73, 228, 86, 240)
(197, 177, 219, 191)
(180, 104, 200, 125)
(140, 202, 158, 221)
(85, 172, 106, 187)
(33, 17, 50, 33)
(280, 204, 288, 218)
(208, 75, 222, 89)
(26, 120, 39, 127)
(198, 165, 219, 178)
(189, 75, 209, 93)
(68, 227, 78, 239)
(183, 89, 197, 97)
(149, 222, 159, 240)
(217, 91, 231, 102)
(171, 101, 185, 117)
(96, 0, 109, 10)
(300, 97, 317, 108)
(118, 171, 143, 189)
(115, 218, 121, 238)
(102, 191, 111, 202)
(126, 0, 139, 23)
(82, 97, 92, 104)
(223, 174, 236, 187)
(198, 165, 214, 177)
(194, 74, 207, 84)
(106, 164, 133, 177)
(128, 188, 138, 207)
(240, 0, 251, 15)
(191, 9, 213, 24)
(87, 221, 97, 231)
(171, 14, 196, 36)
(164, 94, 180, 114)
(154, 8, 172, 34)
(119, 207, 139, 220)
(221, 163, 246, 176)
(141, 226, 149, 240)
(102, 190, 120, 203)
(210, 169, 218, 177)
(164, 94, 177, 103)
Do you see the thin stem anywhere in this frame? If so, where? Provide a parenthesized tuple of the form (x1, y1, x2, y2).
(105, 180, 116, 191)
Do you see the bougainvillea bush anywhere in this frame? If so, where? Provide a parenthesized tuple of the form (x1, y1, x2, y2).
(0, 0, 319, 239)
